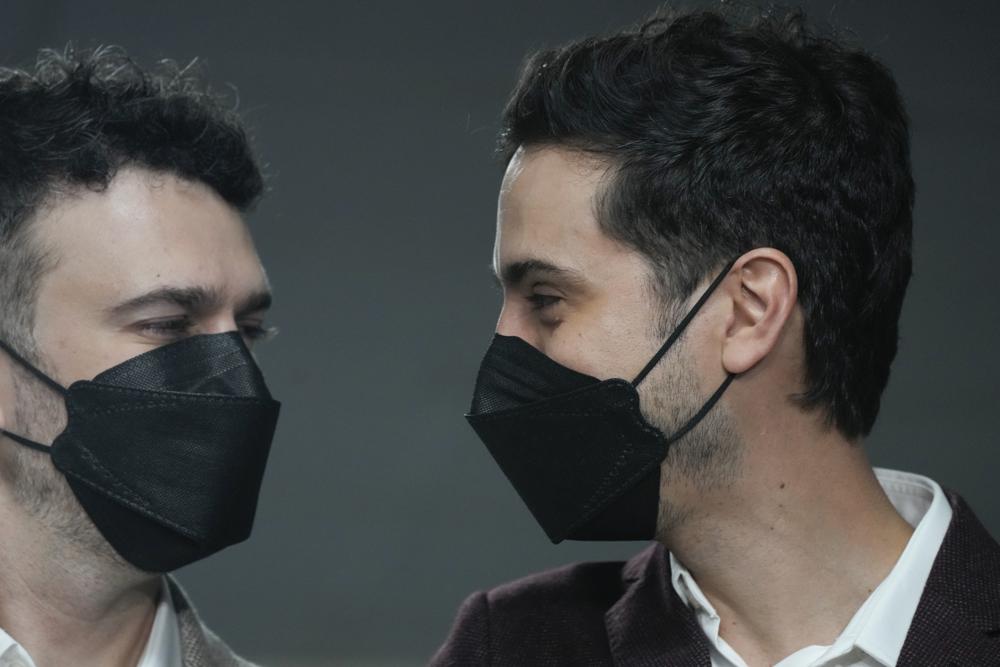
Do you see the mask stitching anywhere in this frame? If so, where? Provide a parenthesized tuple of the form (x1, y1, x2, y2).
(472, 387, 669, 538)
(59, 444, 202, 540)
(104, 335, 246, 364)
(71, 400, 275, 418)
(547, 417, 666, 537)
(100, 353, 250, 387)
(467, 383, 638, 422)
(71, 383, 275, 405)
(578, 437, 634, 511)
(469, 382, 667, 445)
(56, 399, 273, 540)
(570, 456, 665, 539)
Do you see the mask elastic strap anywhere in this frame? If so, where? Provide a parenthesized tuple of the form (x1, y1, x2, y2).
(0, 429, 52, 454)
(632, 259, 738, 387)
(664, 373, 736, 446)
(0, 339, 67, 396)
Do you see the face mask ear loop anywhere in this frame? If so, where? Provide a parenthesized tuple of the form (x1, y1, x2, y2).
(663, 373, 737, 446)
(0, 339, 68, 396)
(631, 259, 738, 387)
(0, 340, 66, 454)
(0, 429, 53, 454)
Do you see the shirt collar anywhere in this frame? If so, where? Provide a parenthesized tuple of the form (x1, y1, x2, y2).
(669, 467, 952, 667)
(0, 628, 32, 666)
(852, 468, 952, 665)
(137, 578, 183, 667)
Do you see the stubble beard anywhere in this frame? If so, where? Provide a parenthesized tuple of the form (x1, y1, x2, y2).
(640, 335, 744, 542)
(1, 362, 139, 575)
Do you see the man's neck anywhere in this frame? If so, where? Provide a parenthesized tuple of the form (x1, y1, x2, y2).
(659, 429, 913, 667)
(0, 496, 160, 667)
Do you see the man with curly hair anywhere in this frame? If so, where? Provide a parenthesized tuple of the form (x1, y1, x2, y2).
(0, 47, 279, 667)
(433, 6, 1000, 667)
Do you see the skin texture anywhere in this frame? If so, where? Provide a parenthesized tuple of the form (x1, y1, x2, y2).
(493, 146, 914, 666)
(0, 167, 271, 667)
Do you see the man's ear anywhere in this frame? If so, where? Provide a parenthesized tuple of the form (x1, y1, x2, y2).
(721, 249, 798, 375)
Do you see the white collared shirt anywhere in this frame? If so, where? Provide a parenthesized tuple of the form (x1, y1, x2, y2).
(670, 468, 952, 667)
(0, 579, 182, 667)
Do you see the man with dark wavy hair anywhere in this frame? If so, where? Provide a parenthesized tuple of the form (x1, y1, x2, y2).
(0, 47, 279, 666)
(433, 6, 1000, 666)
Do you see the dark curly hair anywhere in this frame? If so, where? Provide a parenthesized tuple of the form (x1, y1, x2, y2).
(0, 45, 264, 355)
(499, 6, 914, 440)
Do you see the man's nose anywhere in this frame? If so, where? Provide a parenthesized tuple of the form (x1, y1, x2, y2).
(201, 316, 241, 336)
(495, 304, 542, 351)
(196, 314, 268, 348)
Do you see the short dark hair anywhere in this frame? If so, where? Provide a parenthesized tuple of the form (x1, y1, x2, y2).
(0, 45, 264, 354)
(499, 6, 914, 440)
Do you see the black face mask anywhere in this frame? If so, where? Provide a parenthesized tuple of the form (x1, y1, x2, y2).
(0, 332, 281, 572)
(466, 262, 736, 543)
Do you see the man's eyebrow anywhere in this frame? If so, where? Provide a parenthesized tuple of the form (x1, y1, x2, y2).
(235, 290, 272, 317)
(106, 286, 272, 318)
(494, 259, 587, 288)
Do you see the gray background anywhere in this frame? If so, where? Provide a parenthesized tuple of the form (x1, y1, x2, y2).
(2, 1, 997, 665)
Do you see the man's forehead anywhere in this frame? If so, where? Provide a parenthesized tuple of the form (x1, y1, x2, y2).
(31, 167, 268, 309)
(34, 167, 249, 255)
(496, 147, 635, 282)
(500, 146, 609, 213)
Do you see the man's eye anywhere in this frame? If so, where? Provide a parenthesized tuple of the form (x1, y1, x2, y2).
(239, 323, 277, 343)
(527, 294, 562, 310)
(139, 317, 192, 338)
